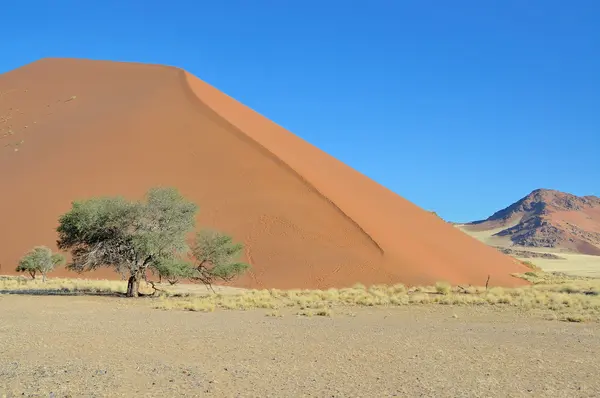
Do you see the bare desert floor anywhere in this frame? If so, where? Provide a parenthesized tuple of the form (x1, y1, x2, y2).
(1, 294, 599, 398)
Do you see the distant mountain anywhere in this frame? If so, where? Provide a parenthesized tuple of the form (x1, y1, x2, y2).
(464, 189, 600, 256)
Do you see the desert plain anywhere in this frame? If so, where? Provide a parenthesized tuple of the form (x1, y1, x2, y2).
(1, 292, 599, 398)
(2, 271, 600, 397)
(1, 58, 600, 397)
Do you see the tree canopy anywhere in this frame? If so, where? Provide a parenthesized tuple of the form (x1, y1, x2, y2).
(56, 187, 250, 297)
(153, 258, 195, 285)
(16, 246, 65, 281)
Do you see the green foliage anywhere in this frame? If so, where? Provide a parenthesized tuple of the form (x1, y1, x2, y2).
(190, 230, 250, 288)
(56, 187, 198, 296)
(16, 246, 65, 281)
(154, 258, 195, 285)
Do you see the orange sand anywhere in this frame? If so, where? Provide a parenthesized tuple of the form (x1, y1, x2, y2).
(0, 58, 529, 288)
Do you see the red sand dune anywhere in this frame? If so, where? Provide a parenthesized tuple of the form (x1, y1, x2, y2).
(0, 58, 529, 288)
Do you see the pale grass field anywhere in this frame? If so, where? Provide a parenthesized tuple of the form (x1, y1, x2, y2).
(527, 253, 600, 278)
(0, 276, 243, 297)
(2, 271, 600, 323)
(0, 275, 132, 295)
(456, 224, 600, 278)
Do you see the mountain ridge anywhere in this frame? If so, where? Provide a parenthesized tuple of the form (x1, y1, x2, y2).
(463, 189, 600, 256)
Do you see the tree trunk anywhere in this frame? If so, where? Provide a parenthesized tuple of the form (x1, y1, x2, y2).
(126, 273, 141, 297)
(42, 272, 47, 283)
(29, 270, 36, 279)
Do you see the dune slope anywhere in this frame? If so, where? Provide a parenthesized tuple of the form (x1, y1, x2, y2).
(0, 58, 529, 288)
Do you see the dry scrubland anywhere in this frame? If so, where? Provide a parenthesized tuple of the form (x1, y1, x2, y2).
(155, 272, 600, 323)
(2, 271, 600, 323)
(2, 273, 600, 396)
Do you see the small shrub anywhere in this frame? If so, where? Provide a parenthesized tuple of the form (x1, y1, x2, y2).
(521, 261, 542, 272)
(15, 246, 65, 282)
(435, 281, 452, 295)
(265, 310, 283, 317)
(314, 308, 332, 317)
(564, 315, 585, 323)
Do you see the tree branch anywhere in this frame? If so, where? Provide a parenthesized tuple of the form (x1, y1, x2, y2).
(145, 280, 165, 296)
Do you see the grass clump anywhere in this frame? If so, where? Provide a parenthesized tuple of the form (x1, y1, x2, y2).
(435, 281, 452, 295)
(521, 260, 542, 272)
(265, 310, 283, 317)
(563, 314, 586, 323)
(297, 309, 314, 317)
(314, 307, 332, 317)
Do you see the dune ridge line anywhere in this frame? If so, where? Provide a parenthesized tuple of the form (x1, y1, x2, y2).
(177, 70, 385, 255)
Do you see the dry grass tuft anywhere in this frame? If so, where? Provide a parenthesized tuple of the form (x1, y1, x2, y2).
(521, 260, 542, 272)
(435, 281, 452, 295)
(265, 310, 283, 317)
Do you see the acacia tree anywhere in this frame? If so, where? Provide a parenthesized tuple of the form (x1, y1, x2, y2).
(16, 246, 66, 282)
(56, 187, 250, 297)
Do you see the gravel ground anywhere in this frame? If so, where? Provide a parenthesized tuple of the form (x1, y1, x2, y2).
(1, 295, 599, 397)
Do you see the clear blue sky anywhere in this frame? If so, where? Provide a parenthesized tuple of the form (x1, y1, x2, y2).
(2, 1, 598, 222)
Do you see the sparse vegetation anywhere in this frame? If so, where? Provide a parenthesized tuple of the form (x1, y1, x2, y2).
(265, 310, 283, 317)
(2, 270, 599, 323)
(0, 275, 132, 295)
(15, 246, 65, 282)
(521, 260, 542, 271)
(153, 272, 600, 323)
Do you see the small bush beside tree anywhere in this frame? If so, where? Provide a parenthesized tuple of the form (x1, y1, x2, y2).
(56, 187, 250, 297)
(16, 246, 66, 282)
(190, 230, 250, 290)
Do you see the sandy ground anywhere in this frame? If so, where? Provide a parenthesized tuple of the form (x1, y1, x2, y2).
(1, 295, 599, 397)
(455, 223, 517, 247)
(456, 224, 600, 277)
